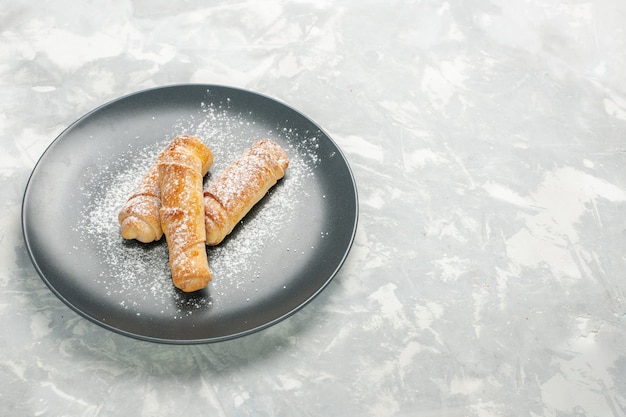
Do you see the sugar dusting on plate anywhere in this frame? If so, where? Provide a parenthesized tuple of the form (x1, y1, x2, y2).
(76, 97, 322, 318)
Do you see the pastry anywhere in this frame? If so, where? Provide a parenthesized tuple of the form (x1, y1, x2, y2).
(203, 138, 289, 246)
(118, 159, 163, 243)
(158, 135, 214, 292)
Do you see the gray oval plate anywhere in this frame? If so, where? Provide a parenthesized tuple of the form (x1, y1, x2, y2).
(22, 84, 358, 344)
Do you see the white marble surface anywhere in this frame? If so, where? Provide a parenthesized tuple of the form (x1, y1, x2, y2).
(2, 0, 626, 415)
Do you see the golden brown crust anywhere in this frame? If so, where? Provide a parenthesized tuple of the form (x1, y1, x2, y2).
(118, 159, 163, 243)
(158, 135, 214, 292)
(203, 138, 289, 246)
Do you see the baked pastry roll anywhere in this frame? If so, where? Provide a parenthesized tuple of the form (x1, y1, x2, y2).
(158, 135, 214, 292)
(118, 159, 163, 243)
(203, 138, 289, 246)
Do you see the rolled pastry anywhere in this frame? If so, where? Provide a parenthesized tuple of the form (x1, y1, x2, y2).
(118, 159, 163, 243)
(158, 135, 214, 292)
(203, 138, 289, 246)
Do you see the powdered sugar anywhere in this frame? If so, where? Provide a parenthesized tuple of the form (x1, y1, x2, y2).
(76, 95, 323, 317)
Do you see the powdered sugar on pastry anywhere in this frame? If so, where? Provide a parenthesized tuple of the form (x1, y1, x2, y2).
(204, 138, 289, 246)
(157, 135, 213, 292)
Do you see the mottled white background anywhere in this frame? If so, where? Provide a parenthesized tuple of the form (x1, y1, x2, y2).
(2, 0, 626, 416)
